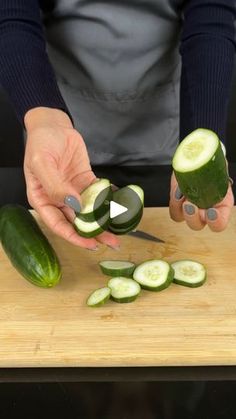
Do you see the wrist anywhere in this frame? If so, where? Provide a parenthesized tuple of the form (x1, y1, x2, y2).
(24, 107, 73, 132)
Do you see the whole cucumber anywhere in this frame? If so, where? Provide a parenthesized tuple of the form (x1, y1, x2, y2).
(0, 205, 61, 288)
(172, 129, 228, 208)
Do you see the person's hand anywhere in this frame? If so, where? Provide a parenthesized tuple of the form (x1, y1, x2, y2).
(24, 107, 120, 250)
(169, 172, 234, 232)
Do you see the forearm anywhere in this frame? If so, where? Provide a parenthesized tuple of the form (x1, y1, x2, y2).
(0, 0, 70, 125)
(180, 0, 236, 143)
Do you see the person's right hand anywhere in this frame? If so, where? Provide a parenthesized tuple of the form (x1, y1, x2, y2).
(169, 171, 234, 232)
(24, 107, 120, 250)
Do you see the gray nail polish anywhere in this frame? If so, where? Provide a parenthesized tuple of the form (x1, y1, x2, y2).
(64, 195, 81, 213)
(175, 186, 183, 200)
(184, 204, 195, 215)
(207, 208, 217, 221)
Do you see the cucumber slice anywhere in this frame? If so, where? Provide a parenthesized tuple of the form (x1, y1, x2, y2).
(108, 277, 141, 303)
(79, 178, 111, 221)
(171, 260, 206, 287)
(172, 129, 228, 208)
(108, 214, 142, 235)
(133, 260, 174, 291)
(127, 185, 144, 204)
(87, 287, 111, 307)
(74, 211, 110, 238)
(99, 260, 136, 277)
(109, 184, 144, 229)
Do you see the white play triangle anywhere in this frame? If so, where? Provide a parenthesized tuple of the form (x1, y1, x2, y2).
(110, 201, 128, 219)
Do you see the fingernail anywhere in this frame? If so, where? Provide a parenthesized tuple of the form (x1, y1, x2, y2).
(175, 186, 183, 200)
(229, 176, 234, 186)
(64, 195, 81, 213)
(207, 208, 218, 221)
(184, 204, 195, 215)
(87, 246, 98, 251)
(108, 245, 120, 251)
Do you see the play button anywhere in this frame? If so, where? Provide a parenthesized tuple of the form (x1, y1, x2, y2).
(110, 201, 128, 219)
(93, 184, 143, 230)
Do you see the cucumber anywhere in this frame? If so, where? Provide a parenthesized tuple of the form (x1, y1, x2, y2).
(172, 129, 228, 208)
(99, 260, 136, 277)
(109, 184, 144, 230)
(87, 286, 111, 307)
(171, 260, 206, 287)
(79, 178, 111, 221)
(108, 277, 141, 303)
(108, 216, 141, 235)
(0, 205, 61, 288)
(74, 211, 110, 238)
(133, 260, 174, 291)
(128, 185, 144, 203)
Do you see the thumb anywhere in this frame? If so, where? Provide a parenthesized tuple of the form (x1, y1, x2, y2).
(32, 155, 95, 211)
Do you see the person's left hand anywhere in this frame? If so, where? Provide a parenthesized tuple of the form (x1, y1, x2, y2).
(169, 172, 234, 232)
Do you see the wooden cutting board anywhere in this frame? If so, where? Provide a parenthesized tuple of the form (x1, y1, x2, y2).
(0, 208, 236, 368)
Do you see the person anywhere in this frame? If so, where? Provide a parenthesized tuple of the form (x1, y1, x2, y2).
(0, 0, 235, 251)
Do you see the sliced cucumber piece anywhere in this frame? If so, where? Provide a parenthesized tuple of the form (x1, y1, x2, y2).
(99, 260, 136, 277)
(127, 185, 144, 204)
(74, 211, 110, 238)
(108, 215, 142, 235)
(79, 178, 111, 221)
(133, 260, 174, 291)
(87, 287, 111, 307)
(171, 260, 206, 287)
(108, 277, 141, 303)
(109, 184, 144, 229)
(172, 129, 228, 208)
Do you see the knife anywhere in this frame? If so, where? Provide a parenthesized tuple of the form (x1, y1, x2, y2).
(127, 229, 165, 243)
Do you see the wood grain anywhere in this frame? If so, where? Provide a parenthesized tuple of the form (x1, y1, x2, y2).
(0, 208, 236, 367)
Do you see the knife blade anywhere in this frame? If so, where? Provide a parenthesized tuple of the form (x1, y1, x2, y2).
(127, 229, 165, 243)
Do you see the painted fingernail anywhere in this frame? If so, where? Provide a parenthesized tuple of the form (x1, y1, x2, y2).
(175, 187, 183, 200)
(64, 195, 81, 213)
(184, 204, 195, 215)
(207, 208, 217, 221)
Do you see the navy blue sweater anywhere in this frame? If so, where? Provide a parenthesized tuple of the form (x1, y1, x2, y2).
(0, 0, 235, 143)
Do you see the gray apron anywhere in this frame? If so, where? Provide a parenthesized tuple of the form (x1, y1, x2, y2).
(42, 0, 183, 165)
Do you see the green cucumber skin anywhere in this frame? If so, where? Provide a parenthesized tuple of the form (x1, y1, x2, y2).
(173, 276, 206, 288)
(74, 217, 110, 238)
(110, 294, 140, 304)
(0, 205, 61, 288)
(78, 187, 112, 222)
(109, 207, 143, 230)
(99, 264, 135, 278)
(173, 141, 228, 209)
(110, 187, 143, 229)
(108, 217, 141, 235)
(135, 266, 174, 292)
